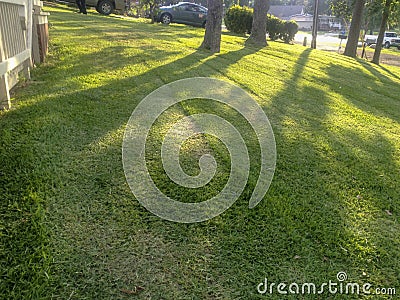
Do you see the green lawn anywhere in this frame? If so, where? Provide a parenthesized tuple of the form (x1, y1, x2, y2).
(1, 4, 399, 299)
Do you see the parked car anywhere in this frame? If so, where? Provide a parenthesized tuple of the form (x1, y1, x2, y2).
(156, 2, 207, 27)
(60, 0, 125, 15)
(364, 31, 400, 49)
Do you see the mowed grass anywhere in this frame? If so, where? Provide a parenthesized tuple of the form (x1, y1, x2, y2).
(1, 4, 399, 299)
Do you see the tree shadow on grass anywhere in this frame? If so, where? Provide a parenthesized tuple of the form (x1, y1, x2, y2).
(66, 42, 399, 297)
(254, 49, 400, 293)
(187, 48, 400, 298)
(172, 47, 399, 297)
(3, 10, 399, 298)
(375, 64, 400, 81)
(0, 20, 267, 297)
(325, 60, 400, 123)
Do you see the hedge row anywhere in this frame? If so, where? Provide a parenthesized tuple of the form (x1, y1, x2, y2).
(224, 5, 299, 43)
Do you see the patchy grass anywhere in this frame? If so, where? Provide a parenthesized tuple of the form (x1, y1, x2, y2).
(363, 46, 400, 59)
(1, 4, 399, 299)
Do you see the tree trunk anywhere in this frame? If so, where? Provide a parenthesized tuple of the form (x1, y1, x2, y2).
(246, 0, 269, 46)
(200, 0, 223, 53)
(343, 0, 366, 58)
(372, 0, 392, 64)
(150, 4, 155, 24)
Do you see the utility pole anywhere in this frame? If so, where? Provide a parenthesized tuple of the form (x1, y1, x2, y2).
(311, 0, 319, 49)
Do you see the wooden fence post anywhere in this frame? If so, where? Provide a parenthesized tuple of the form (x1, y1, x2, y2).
(0, 29, 11, 109)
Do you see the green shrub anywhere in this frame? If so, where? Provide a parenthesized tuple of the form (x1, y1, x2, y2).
(281, 20, 299, 43)
(225, 7, 298, 43)
(265, 15, 298, 43)
(266, 14, 284, 41)
(224, 5, 253, 35)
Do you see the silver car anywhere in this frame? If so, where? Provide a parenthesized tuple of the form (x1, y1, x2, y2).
(157, 2, 207, 27)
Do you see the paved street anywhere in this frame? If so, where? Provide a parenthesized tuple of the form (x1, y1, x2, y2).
(294, 31, 347, 52)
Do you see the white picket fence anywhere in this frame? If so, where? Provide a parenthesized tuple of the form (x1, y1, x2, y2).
(0, 0, 42, 109)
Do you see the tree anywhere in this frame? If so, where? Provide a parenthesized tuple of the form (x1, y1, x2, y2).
(365, 0, 400, 32)
(364, 0, 384, 32)
(388, 0, 400, 27)
(372, 0, 392, 64)
(343, 0, 366, 57)
(246, 0, 270, 46)
(329, 0, 353, 28)
(200, 0, 224, 53)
